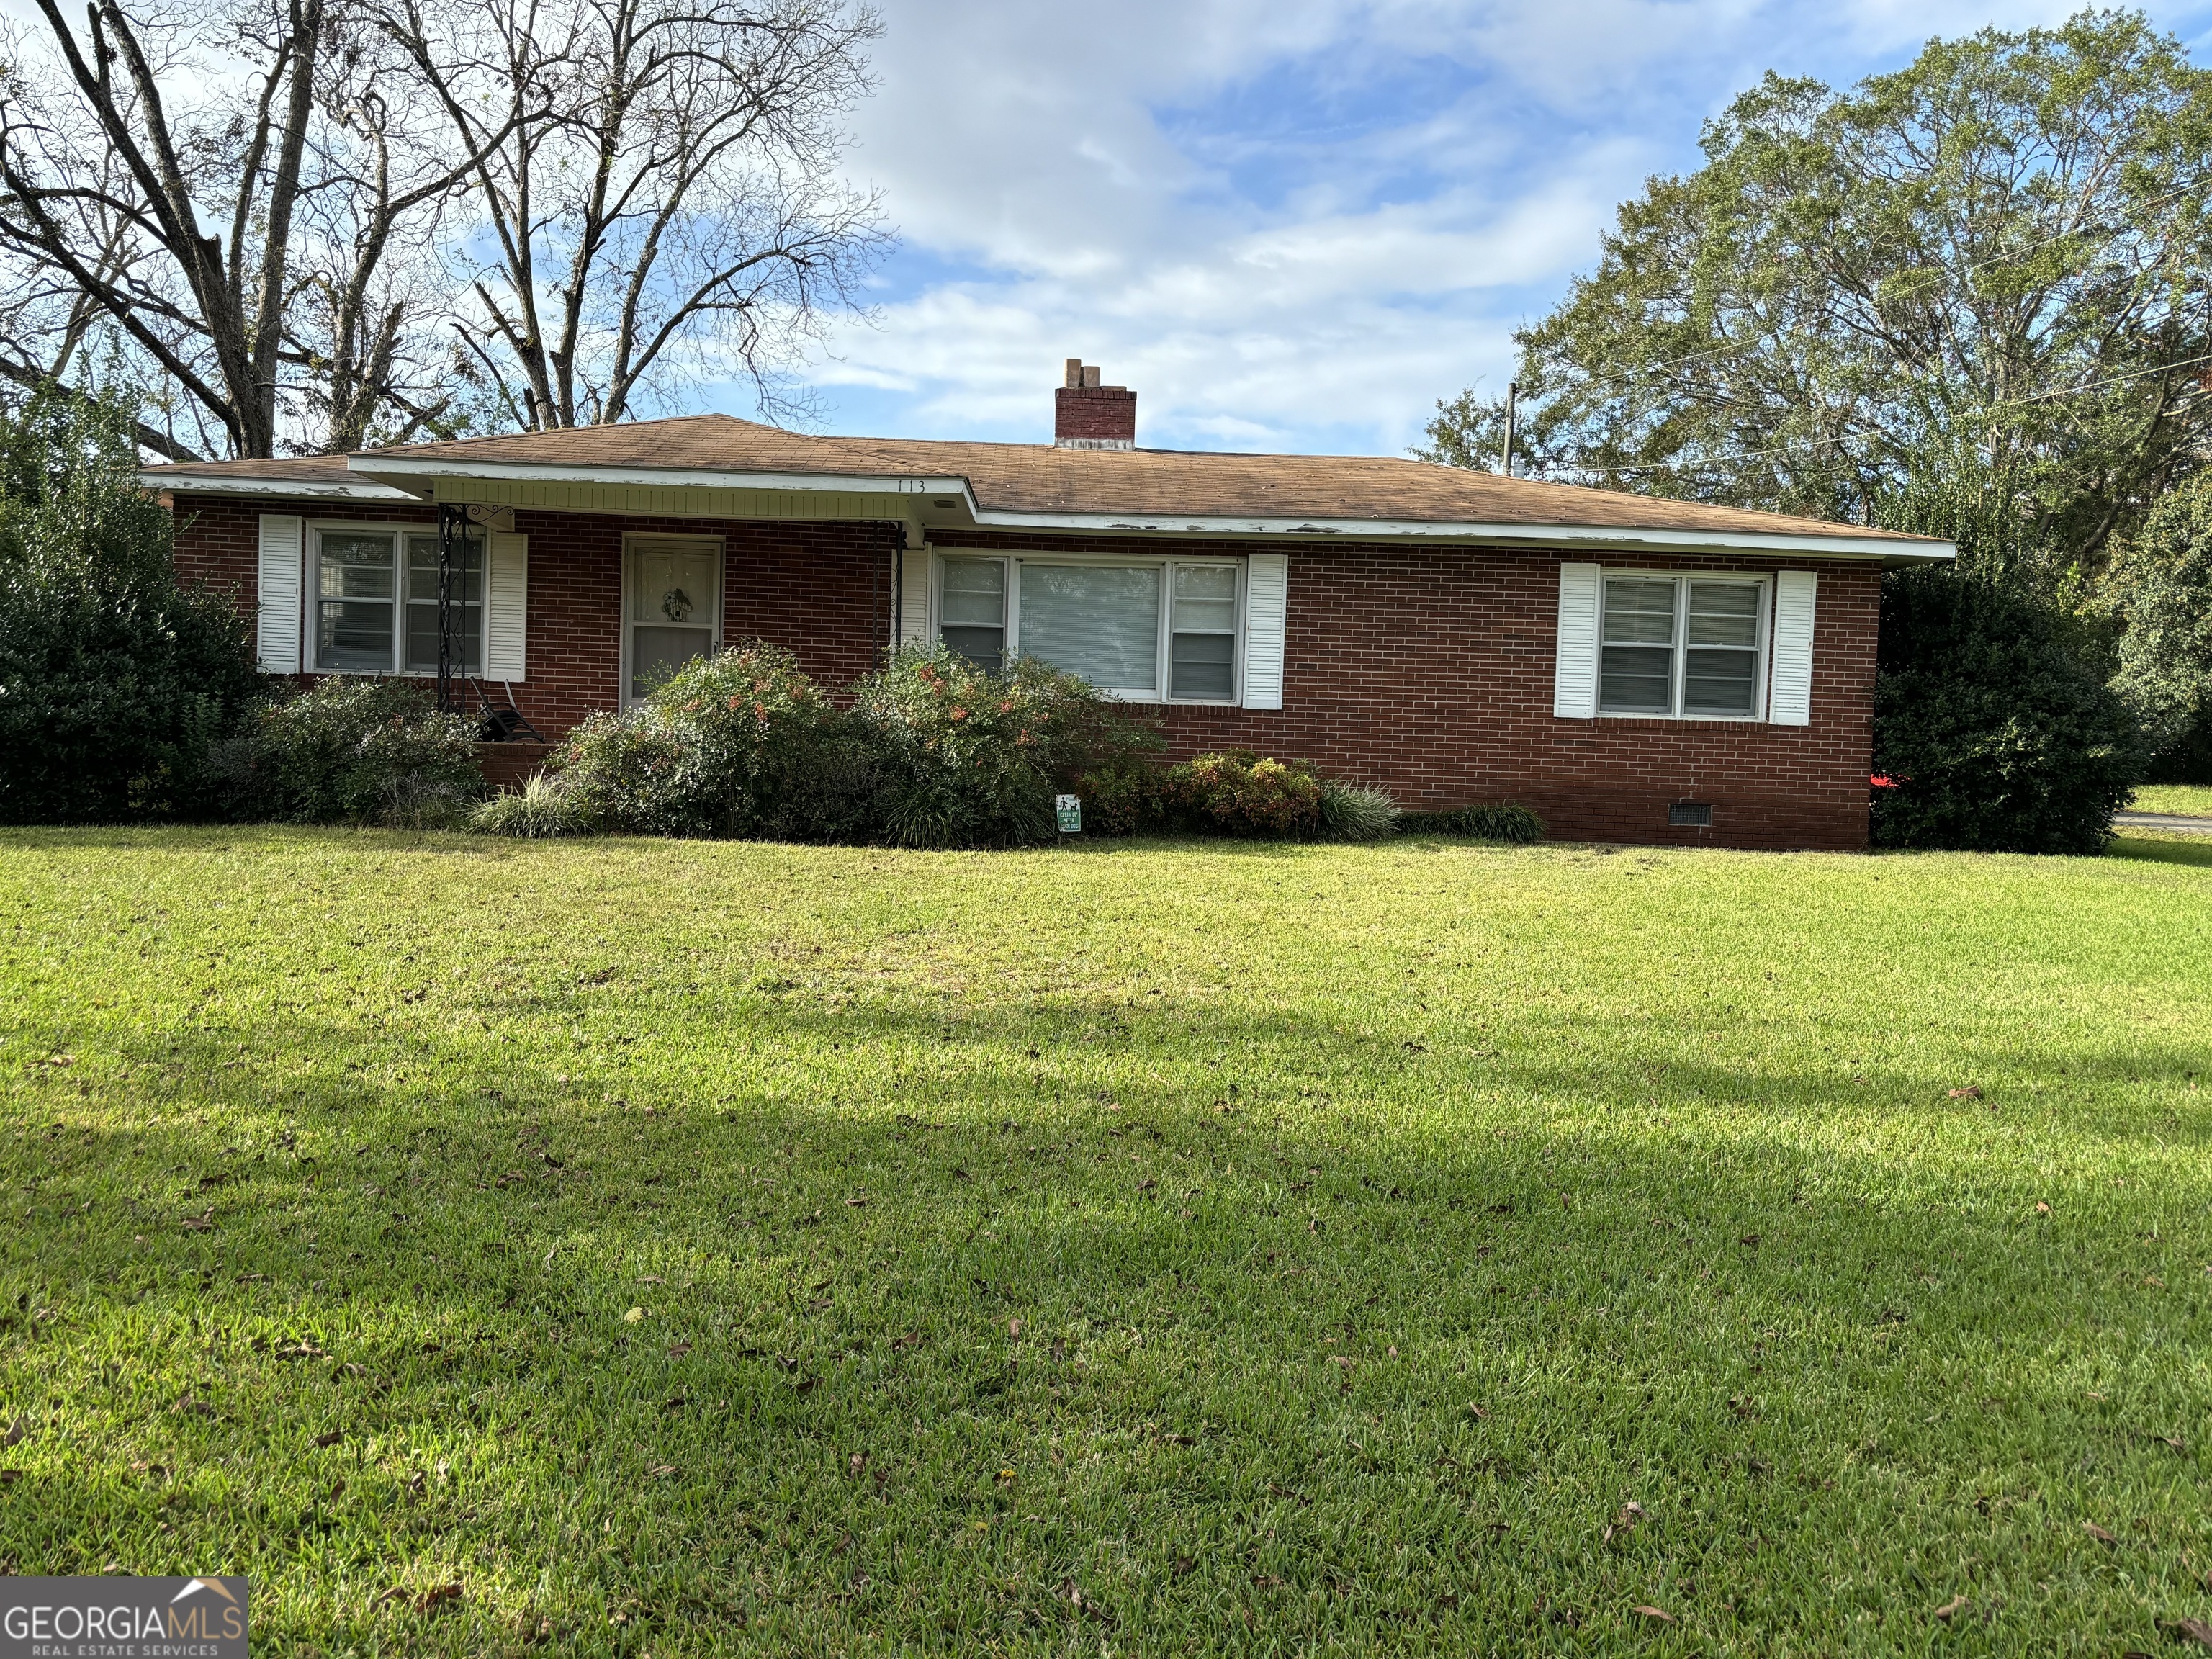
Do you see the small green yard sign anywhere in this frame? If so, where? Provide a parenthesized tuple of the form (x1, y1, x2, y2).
(1055, 795, 1082, 833)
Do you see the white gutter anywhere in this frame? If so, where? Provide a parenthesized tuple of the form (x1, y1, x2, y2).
(966, 511, 1953, 562)
(345, 454, 964, 498)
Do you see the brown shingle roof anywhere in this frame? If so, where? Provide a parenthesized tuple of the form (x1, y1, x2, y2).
(145, 413, 1938, 547)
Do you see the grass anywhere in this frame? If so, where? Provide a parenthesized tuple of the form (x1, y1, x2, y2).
(2127, 783, 2212, 819)
(1, 827, 2208, 1656)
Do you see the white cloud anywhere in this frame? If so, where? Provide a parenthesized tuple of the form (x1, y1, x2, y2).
(800, 0, 2212, 454)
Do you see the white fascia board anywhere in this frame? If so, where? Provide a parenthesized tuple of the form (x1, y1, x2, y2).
(346, 454, 971, 499)
(140, 471, 418, 503)
(968, 509, 1955, 563)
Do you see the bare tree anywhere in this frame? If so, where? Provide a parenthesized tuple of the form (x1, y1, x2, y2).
(0, 0, 519, 457)
(380, 0, 887, 429)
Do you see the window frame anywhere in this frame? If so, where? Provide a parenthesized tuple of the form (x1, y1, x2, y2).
(932, 549, 1245, 704)
(620, 531, 726, 708)
(306, 519, 485, 678)
(1596, 569, 1773, 721)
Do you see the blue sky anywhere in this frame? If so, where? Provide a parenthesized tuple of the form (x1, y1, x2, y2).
(750, 0, 2212, 457)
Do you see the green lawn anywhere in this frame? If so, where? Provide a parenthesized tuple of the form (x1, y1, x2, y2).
(2, 829, 2209, 1655)
(2128, 783, 2212, 819)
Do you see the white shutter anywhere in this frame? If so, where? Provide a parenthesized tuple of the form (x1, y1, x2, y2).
(256, 515, 304, 674)
(1241, 552, 1288, 709)
(1768, 570, 1817, 726)
(485, 531, 529, 680)
(899, 544, 931, 647)
(1552, 561, 1601, 719)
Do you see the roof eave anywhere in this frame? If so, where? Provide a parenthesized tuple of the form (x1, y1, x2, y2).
(140, 470, 419, 503)
(963, 509, 1954, 563)
(343, 455, 1952, 562)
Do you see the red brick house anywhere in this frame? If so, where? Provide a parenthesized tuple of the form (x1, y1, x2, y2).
(145, 362, 1950, 849)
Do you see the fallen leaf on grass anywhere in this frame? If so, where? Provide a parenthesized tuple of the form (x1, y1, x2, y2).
(1631, 1606, 1673, 1623)
(1738, 1234, 1760, 1248)
(1161, 1433, 1195, 1447)
(0, 1419, 26, 1447)
(1931, 1593, 1967, 1621)
(1264, 1482, 1311, 1507)
(845, 1195, 868, 1208)
(648, 1465, 680, 1478)
(180, 1210, 215, 1233)
(2036, 1201, 2051, 1215)
(2164, 1617, 2212, 1649)
(890, 1332, 922, 1350)
(315, 1430, 343, 1448)
(1007, 1318, 1022, 1339)
(0, 1470, 20, 1485)
(1060, 1580, 1115, 1624)
(416, 1584, 462, 1614)
(2084, 1521, 2118, 1545)
(662, 1394, 688, 1413)
(276, 1342, 330, 1362)
(665, 1341, 692, 1359)
(1947, 1086, 1982, 1100)
(1604, 1501, 1646, 1544)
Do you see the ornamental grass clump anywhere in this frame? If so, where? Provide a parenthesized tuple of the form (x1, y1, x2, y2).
(1401, 802, 1545, 842)
(469, 771, 591, 838)
(1316, 779, 1402, 842)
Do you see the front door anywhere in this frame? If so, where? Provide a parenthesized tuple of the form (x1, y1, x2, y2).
(626, 537, 721, 701)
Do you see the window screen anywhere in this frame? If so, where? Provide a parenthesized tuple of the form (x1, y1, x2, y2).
(1017, 565, 1161, 692)
(1169, 565, 1237, 700)
(939, 557, 1007, 671)
(1599, 577, 1677, 713)
(1599, 575, 1764, 716)
(1683, 583, 1760, 714)
(316, 531, 397, 670)
(404, 531, 482, 675)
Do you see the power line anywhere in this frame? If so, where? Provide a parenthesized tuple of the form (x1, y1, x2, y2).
(1555, 196, 2193, 398)
(1558, 342, 2212, 477)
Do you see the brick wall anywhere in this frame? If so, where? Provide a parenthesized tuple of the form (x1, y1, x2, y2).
(169, 495, 896, 737)
(170, 497, 1877, 850)
(943, 530, 1880, 851)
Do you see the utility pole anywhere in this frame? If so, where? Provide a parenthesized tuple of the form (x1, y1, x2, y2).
(1501, 382, 1519, 477)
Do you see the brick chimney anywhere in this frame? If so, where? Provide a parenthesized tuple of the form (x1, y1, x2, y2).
(1054, 359, 1136, 449)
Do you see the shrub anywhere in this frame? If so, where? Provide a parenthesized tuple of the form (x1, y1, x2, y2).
(1872, 567, 2142, 854)
(547, 643, 858, 837)
(215, 676, 483, 827)
(1159, 751, 1324, 837)
(1316, 780, 1402, 842)
(1072, 760, 1161, 836)
(471, 772, 592, 838)
(849, 645, 1138, 849)
(0, 392, 259, 822)
(1403, 802, 1546, 843)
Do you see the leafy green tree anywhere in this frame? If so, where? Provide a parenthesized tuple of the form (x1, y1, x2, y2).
(2101, 468, 2212, 777)
(1423, 11, 2212, 585)
(0, 391, 258, 822)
